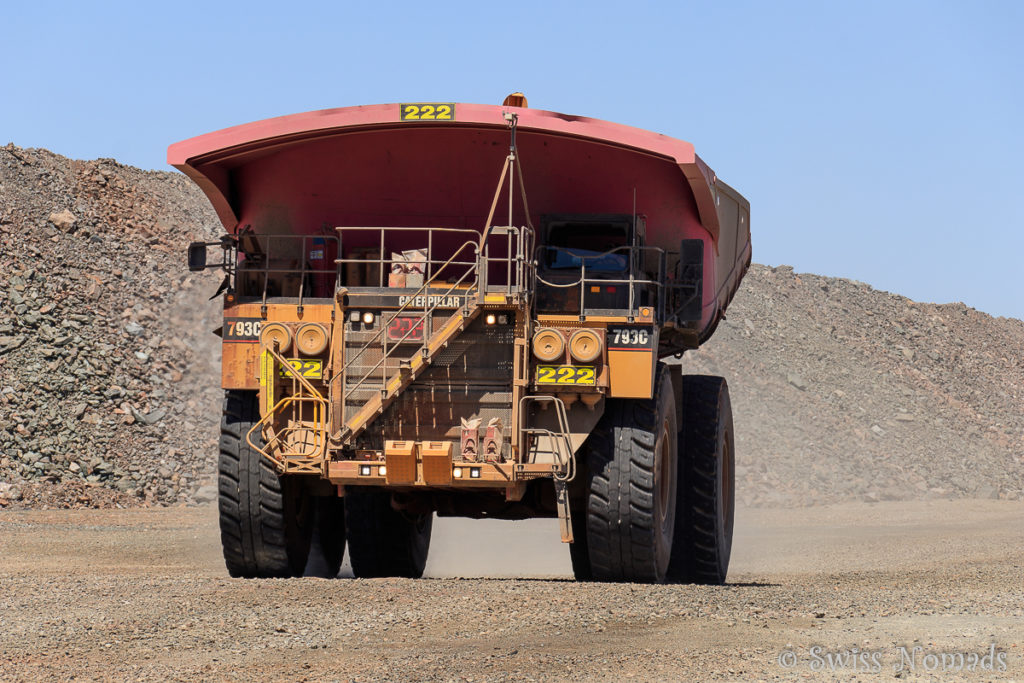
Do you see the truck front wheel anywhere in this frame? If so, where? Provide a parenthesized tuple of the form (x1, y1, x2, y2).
(581, 364, 678, 583)
(217, 390, 313, 578)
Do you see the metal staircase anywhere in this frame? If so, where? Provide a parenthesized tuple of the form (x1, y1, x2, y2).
(337, 252, 486, 442)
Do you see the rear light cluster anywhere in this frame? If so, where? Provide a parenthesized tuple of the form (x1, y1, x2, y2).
(295, 323, 328, 354)
(356, 464, 483, 478)
(260, 322, 329, 354)
(532, 327, 602, 363)
(532, 328, 564, 361)
(484, 313, 509, 325)
(348, 311, 376, 326)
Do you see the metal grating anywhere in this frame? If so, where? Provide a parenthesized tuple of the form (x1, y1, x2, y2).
(350, 318, 515, 453)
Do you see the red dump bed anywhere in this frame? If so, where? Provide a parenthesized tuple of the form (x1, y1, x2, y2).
(168, 103, 750, 340)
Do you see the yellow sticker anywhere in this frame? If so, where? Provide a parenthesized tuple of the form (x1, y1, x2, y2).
(278, 358, 323, 380)
(260, 350, 274, 410)
(536, 365, 596, 386)
(400, 103, 455, 121)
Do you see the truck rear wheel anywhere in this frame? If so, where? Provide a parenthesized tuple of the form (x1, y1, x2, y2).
(568, 500, 592, 580)
(581, 364, 677, 583)
(344, 488, 432, 578)
(305, 496, 346, 578)
(668, 375, 735, 584)
(218, 390, 313, 578)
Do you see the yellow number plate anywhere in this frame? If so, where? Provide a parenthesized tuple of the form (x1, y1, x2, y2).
(400, 103, 455, 121)
(279, 359, 323, 380)
(536, 365, 596, 386)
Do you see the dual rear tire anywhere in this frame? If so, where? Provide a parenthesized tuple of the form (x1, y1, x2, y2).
(575, 365, 678, 583)
(669, 375, 735, 584)
(217, 390, 432, 579)
(344, 489, 433, 579)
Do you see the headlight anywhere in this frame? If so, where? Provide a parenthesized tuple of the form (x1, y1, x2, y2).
(532, 328, 565, 362)
(569, 329, 601, 363)
(260, 322, 292, 352)
(296, 323, 329, 355)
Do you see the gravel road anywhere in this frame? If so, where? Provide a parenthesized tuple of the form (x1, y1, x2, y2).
(1, 500, 1022, 681)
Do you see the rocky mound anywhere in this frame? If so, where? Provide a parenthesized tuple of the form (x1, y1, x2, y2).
(2, 145, 1021, 509)
(683, 264, 1024, 506)
(0, 144, 222, 508)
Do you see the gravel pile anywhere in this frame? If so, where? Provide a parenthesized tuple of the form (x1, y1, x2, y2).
(683, 264, 1024, 506)
(0, 144, 222, 508)
(1, 145, 1021, 510)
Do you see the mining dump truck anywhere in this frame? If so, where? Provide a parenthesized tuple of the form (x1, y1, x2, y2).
(169, 94, 750, 583)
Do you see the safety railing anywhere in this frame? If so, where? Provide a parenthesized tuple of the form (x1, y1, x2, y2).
(337, 238, 481, 405)
(517, 395, 575, 482)
(246, 345, 330, 474)
(534, 244, 666, 319)
(334, 226, 480, 288)
(534, 244, 702, 324)
(230, 233, 341, 314)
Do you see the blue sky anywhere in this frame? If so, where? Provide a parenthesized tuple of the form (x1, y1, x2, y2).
(4, 1, 1022, 319)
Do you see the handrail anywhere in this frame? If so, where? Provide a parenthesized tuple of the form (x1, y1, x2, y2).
(246, 344, 329, 472)
(517, 395, 575, 483)
(337, 239, 476, 375)
(535, 243, 667, 318)
(246, 234, 341, 312)
(333, 223, 535, 442)
(334, 226, 481, 287)
(340, 240, 480, 401)
(336, 223, 536, 401)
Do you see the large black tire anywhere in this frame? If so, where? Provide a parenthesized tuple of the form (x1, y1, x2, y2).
(581, 364, 678, 583)
(568, 498, 592, 581)
(305, 496, 346, 578)
(668, 375, 735, 584)
(344, 488, 432, 578)
(218, 390, 313, 578)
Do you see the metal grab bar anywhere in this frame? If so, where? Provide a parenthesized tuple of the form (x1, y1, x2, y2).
(517, 395, 575, 483)
(247, 344, 329, 474)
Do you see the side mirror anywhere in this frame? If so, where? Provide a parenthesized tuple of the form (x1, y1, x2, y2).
(187, 242, 207, 271)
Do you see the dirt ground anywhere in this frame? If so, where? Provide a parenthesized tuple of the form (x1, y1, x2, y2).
(1, 500, 1022, 681)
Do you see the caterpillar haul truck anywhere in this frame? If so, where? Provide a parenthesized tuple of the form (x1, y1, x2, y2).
(170, 94, 751, 583)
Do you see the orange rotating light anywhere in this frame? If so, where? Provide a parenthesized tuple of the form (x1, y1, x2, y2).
(296, 323, 329, 355)
(532, 328, 565, 362)
(569, 329, 602, 363)
(260, 322, 292, 352)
